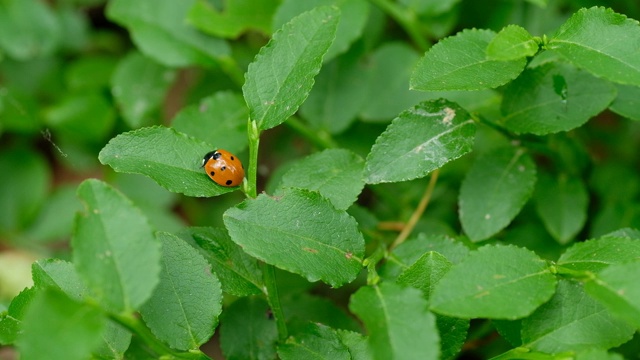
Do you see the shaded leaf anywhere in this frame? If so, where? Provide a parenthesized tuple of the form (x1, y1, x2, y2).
(534, 172, 588, 244)
(106, 0, 229, 67)
(273, 0, 369, 62)
(179, 227, 262, 297)
(0, 0, 61, 59)
(459, 146, 537, 242)
(171, 91, 248, 154)
(187, 0, 278, 38)
(220, 297, 278, 360)
(609, 84, 640, 121)
(359, 43, 429, 122)
(111, 52, 176, 128)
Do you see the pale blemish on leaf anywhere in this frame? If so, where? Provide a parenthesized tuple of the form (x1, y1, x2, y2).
(443, 107, 455, 125)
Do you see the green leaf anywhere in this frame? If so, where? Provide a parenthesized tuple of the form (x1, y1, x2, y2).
(336, 330, 373, 360)
(72, 179, 161, 313)
(300, 50, 371, 133)
(0, 148, 50, 234)
(500, 62, 616, 134)
(349, 283, 440, 360)
(281, 293, 361, 332)
(171, 91, 248, 154)
(111, 52, 176, 128)
(411, 29, 526, 91)
(397, 251, 452, 300)
(359, 43, 429, 122)
(25, 185, 83, 243)
(548, 7, 640, 86)
(65, 56, 117, 92)
(459, 146, 537, 242)
(106, 0, 229, 67)
(44, 93, 115, 142)
(398, 0, 460, 16)
(273, 0, 369, 62)
(243, 6, 340, 131)
(179, 227, 262, 297)
(609, 84, 640, 121)
(187, 0, 278, 38)
(487, 25, 539, 60)
(380, 234, 470, 280)
(522, 280, 635, 352)
(430, 244, 556, 319)
(0, 88, 41, 134)
(557, 236, 640, 273)
(585, 261, 640, 329)
(92, 321, 132, 360)
(278, 149, 364, 210)
(437, 316, 469, 360)
(278, 323, 351, 360)
(364, 99, 476, 184)
(31, 259, 87, 302)
(224, 188, 364, 287)
(99, 126, 237, 197)
(220, 297, 278, 360)
(0, 287, 37, 345)
(0, 0, 61, 59)
(140, 232, 222, 350)
(534, 172, 588, 244)
(17, 289, 105, 360)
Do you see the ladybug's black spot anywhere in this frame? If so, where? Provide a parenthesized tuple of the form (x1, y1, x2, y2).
(221, 166, 227, 171)
(210, 171, 215, 176)
(230, 156, 235, 160)
(225, 180, 232, 185)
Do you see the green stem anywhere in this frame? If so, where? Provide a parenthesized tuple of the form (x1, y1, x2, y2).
(246, 118, 288, 342)
(368, 0, 431, 52)
(111, 313, 210, 360)
(286, 116, 338, 149)
(553, 265, 595, 281)
(262, 262, 289, 342)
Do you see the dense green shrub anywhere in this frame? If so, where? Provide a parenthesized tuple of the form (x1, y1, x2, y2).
(1, 0, 640, 359)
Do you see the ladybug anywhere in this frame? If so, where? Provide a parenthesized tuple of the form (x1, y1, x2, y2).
(202, 149, 244, 187)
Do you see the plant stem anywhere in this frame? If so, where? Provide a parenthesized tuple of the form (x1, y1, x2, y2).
(286, 116, 338, 149)
(262, 262, 289, 341)
(111, 313, 210, 359)
(389, 169, 440, 251)
(368, 0, 431, 52)
(246, 118, 288, 342)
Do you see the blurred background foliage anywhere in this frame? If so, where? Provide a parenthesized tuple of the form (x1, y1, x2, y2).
(1, 0, 639, 315)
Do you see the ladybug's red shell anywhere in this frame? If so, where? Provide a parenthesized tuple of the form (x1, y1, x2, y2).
(202, 149, 244, 187)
